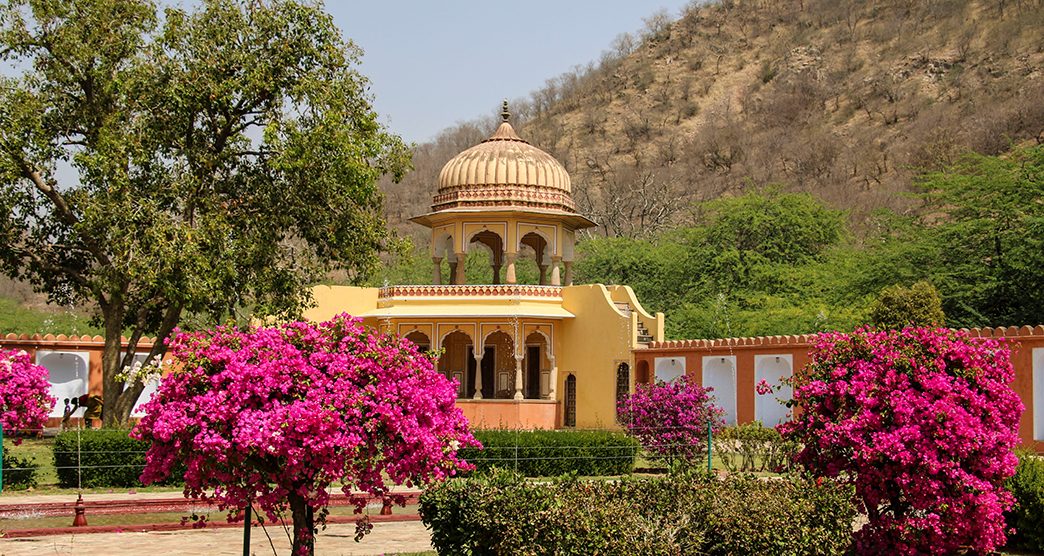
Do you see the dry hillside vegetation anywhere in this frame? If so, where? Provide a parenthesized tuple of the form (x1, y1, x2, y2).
(383, 0, 1044, 239)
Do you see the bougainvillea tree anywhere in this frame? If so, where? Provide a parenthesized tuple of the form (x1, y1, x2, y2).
(0, 349, 54, 441)
(781, 327, 1023, 555)
(132, 314, 478, 555)
(618, 376, 724, 468)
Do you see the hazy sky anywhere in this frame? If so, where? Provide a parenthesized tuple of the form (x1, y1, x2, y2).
(331, 1, 693, 144)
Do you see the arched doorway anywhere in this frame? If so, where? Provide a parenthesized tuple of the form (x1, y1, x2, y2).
(524, 331, 550, 399)
(564, 374, 577, 427)
(615, 362, 630, 423)
(636, 360, 650, 385)
(405, 330, 431, 353)
(477, 330, 512, 399)
(439, 330, 472, 398)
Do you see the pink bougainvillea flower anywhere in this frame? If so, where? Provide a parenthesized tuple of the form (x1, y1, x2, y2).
(131, 314, 479, 555)
(781, 326, 1023, 555)
(0, 349, 54, 443)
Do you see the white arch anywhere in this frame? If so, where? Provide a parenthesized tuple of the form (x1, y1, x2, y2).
(433, 232, 454, 258)
(702, 355, 737, 426)
(524, 328, 554, 359)
(754, 354, 793, 427)
(36, 350, 89, 418)
(465, 228, 506, 250)
(654, 356, 685, 383)
(517, 229, 553, 253)
(439, 328, 473, 347)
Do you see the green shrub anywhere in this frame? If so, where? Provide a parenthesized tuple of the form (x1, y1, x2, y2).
(53, 429, 158, 488)
(1007, 452, 1044, 551)
(420, 469, 856, 555)
(714, 421, 797, 473)
(869, 280, 945, 329)
(2, 451, 39, 490)
(459, 429, 637, 477)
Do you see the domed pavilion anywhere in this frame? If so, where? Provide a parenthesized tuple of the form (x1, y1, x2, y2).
(307, 102, 664, 429)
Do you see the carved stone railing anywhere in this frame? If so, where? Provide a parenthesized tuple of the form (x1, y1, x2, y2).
(378, 284, 563, 299)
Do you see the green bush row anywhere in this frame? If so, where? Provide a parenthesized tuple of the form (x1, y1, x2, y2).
(2, 451, 40, 490)
(1007, 452, 1044, 552)
(459, 429, 637, 477)
(420, 469, 856, 555)
(53, 429, 154, 488)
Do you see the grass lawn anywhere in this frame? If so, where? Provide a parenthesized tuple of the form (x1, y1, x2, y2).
(1, 437, 182, 497)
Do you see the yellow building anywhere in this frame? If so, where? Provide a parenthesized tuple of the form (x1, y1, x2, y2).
(305, 103, 664, 429)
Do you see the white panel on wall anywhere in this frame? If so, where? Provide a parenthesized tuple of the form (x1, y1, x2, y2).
(702, 355, 737, 425)
(754, 354, 793, 427)
(1034, 348, 1044, 442)
(129, 353, 161, 418)
(654, 357, 685, 383)
(36, 350, 89, 418)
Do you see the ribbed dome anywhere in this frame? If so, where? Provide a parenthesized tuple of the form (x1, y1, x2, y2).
(431, 109, 578, 214)
(437, 122, 571, 192)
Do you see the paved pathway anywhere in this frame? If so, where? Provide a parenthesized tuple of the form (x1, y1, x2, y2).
(0, 520, 434, 555)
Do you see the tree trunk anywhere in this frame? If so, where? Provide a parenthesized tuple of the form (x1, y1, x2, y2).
(101, 307, 126, 429)
(289, 491, 315, 555)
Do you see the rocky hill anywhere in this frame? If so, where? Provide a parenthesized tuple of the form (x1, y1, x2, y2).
(383, 0, 1044, 239)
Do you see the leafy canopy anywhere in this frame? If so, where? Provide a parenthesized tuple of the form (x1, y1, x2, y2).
(0, 0, 409, 425)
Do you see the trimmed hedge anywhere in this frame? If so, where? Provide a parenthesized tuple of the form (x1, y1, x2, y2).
(54, 429, 156, 488)
(459, 429, 637, 477)
(2, 451, 39, 490)
(420, 470, 856, 555)
(1007, 452, 1044, 552)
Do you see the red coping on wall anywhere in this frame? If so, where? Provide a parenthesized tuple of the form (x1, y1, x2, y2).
(646, 325, 1044, 350)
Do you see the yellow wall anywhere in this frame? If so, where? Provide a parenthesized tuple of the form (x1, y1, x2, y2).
(307, 286, 379, 321)
(560, 284, 634, 429)
(307, 283, 642, 431)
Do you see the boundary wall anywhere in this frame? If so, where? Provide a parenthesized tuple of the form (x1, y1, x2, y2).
(635, 326, 1044, 452)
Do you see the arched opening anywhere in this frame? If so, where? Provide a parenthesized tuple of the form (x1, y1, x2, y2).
(467, 230, 504, 284)
(615, 362, 630, 423)
(754, 354, 793, 427)
(432, 233, 455, 285)
(481, 330, 513, 399)
(636, 360, 651, 385)
(405, 330, 431, 353)
(564, 374, 577, 428)
(37, 351, 89, 418)
(439, 330, 472, 398)
(519, 231, 550, 285)
(702, 356, 737, 426)
(524, 331, 550, 399)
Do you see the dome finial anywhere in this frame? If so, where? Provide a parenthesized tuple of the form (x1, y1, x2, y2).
(500, 99, 510, 122)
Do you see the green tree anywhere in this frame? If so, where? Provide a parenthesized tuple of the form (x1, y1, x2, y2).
(916, 146, 1044, 327)
(853, 146, 1044, 328)
(869, 281, 946, 329)
(0, 0, 409, 426)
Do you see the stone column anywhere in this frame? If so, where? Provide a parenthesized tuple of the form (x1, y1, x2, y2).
(505, 252, 518, 284)
(432, 257, 443, 285)
(448, 260, 458, 285)
(550, 256, 562, 286)
(563, 261, 573, 286)
(492, 264, 501, 284)
(454, 252, 466, 285)
(538, 264, 547, 285)
(547, 356, 558, 400)
(513, 354, 525, 400)
(473, 352, 484, 399)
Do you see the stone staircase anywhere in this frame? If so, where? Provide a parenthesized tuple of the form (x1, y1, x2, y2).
(616, 302, 654, 344)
